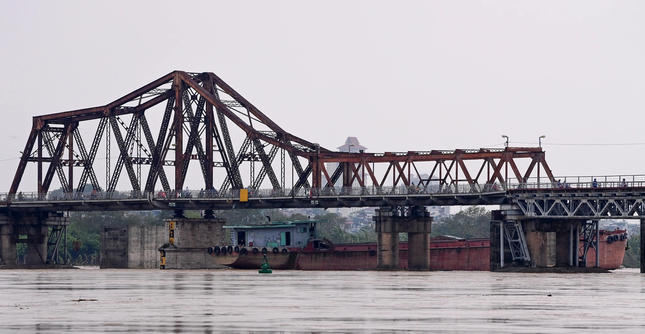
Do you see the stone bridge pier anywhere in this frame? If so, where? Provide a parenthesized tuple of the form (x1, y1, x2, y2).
(0, 212, 68, 267)
(158, 217, 227, 269)
(374, 206, 432, 270)
(490, 208, 625, 271)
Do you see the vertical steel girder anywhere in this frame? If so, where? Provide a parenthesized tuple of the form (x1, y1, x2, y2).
(173, 77, 184, 191)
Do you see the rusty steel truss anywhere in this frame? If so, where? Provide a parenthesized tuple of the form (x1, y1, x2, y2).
(8, 71, 556, 200)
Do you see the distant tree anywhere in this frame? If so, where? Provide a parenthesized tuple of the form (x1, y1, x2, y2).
(214, 209, 292, 225)
(623, 234, 640, 268)
(432, 206, 490, 239)
(314, 212, 377, 243)
(289, 213, 310, 221)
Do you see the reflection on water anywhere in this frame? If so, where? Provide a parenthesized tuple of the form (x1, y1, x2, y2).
(0, 267, 644, 333)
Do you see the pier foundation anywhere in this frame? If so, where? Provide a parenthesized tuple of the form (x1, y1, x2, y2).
(159, 217, 227, 269)
(491, 209, 598, 271)
(0, 212, 69, 267)
(375, 217, 399, 270)
(374, 206, 432, 270)
(100, 225, 166, 269)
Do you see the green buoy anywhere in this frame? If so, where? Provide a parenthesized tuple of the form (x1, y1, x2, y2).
(259, 254, 272, 274)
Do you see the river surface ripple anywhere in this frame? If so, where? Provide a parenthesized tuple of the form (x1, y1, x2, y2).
(0, 267, 643, 333)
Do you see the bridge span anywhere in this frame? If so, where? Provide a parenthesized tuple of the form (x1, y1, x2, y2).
(4, 177, 645, 218)
(0, 70, 643, 272)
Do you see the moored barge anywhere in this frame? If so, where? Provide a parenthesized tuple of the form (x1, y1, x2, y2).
(208, 220, 627, 270)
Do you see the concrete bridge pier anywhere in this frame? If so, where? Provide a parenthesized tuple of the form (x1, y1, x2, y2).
(158, 217, 227, 269)
(555, 220, 581, 267)
(491, 210, 595, 270)
(0, 223, 16, 265)
(374, 206, 432, 270)
(0, 212, 68, 267)
(523, 219, 579, 268)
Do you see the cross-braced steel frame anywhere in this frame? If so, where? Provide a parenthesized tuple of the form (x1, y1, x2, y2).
(8, 71, 556, 201)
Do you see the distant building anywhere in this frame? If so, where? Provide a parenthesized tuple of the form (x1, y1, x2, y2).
(325, 137, 368, 188)
(337, 136, 367, 153)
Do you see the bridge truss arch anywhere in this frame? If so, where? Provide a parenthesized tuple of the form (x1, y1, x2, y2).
(8, 71, 556, 205)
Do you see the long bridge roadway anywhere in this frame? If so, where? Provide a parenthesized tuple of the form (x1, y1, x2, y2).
(0, 70, 643, 272)
(5, 176, 645, 220)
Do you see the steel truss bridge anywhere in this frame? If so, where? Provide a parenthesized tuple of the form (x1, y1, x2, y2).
(1, 70, 644, 270)
(2, 70, 645, 220)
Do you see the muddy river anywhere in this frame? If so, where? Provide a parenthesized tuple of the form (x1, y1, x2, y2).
(0, 267, 643, 333)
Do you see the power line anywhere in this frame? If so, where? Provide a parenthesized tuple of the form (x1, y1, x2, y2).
(505, 141, 645, 147)
(545, 142, 645, 146)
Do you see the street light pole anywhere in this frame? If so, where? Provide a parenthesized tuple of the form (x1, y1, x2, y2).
(537, 135, 546, 189)
(502, 135, 509, 148)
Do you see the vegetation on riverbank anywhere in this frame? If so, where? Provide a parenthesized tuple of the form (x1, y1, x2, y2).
(623, 234, 640, 268)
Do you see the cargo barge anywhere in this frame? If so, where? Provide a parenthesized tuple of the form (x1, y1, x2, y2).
(208, 220, 627, 270)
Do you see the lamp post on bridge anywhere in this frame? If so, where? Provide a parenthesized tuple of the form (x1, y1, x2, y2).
(537, 135, 546, 189)
(502, 135, 509, 148)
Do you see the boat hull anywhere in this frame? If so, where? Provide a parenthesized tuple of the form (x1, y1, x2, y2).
(211, 248, 298, 269)
(210, 231, 627, 271)
(580, 230, 627, 269)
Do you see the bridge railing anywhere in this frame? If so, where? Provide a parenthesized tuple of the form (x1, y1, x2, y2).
(518, 174, 645, 190)
(5, 174, 645, 203)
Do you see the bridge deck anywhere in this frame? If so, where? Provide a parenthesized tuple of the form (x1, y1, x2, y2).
(4, 183, 645, 219)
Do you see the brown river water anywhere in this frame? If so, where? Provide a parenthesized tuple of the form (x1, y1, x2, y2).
(0, 267, 643, 333)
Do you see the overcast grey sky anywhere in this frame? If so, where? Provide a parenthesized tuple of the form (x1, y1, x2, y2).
(1, 1, 644, 191)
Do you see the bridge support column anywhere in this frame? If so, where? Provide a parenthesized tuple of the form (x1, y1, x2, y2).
(489, 211, 503, 271)
(0, 222, 16, 266)
(375, 213, 398, 270)
(523, 220, 551, 267)
(159, 217, 227, 269)
(408, 230, 430, 270)
(0, 212, 69, 267)
(641, 219, 645, 274)
(491, 211, 582, 270)
(23, 225, 48, 266)
(555, 220, 581, 267)
(374, 206, 431, 270)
